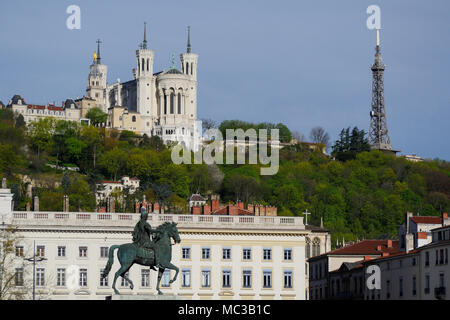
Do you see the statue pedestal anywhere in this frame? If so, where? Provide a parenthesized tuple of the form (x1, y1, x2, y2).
(106, 294, 185, 300)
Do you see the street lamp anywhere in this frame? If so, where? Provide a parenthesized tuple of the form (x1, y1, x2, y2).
(24, 240, 47, 300)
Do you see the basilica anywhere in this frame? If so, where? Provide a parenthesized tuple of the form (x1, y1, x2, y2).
(85, 24, 199, 145)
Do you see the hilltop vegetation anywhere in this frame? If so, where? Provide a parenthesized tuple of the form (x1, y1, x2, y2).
(1, 108, 449, 244)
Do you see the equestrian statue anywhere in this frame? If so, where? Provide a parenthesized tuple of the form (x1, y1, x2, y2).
(102, 207, 181, 295)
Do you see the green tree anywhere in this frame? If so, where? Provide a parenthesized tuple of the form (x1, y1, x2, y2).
(85, 107, 107, 126)
(98, 147, 128, 180)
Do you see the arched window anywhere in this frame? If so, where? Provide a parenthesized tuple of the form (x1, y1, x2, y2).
(191, 63, 193, 75)
(312, 238, 321, 256)
(163, 93, 167, 114)
(170, 92, 174, 114)
(142, 58, 145, 71)
(147, 59, 149, 71)
(186, 63, 189, 75)
(177, 93, 181, 114)
(306, 238, 311, 258)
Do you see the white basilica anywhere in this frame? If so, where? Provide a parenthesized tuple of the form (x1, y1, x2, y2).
(86, 24, 200, 146)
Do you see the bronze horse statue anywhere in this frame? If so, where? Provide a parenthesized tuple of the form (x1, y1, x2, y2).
(102, 217, 181, 295)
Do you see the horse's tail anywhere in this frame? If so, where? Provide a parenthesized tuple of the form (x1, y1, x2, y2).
(102, 245, 120, 278)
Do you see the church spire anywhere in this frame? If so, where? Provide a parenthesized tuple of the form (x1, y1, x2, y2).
(187, 26, 191, 53)
(96, 39, 102, 64)
(142, 22, 148, 49)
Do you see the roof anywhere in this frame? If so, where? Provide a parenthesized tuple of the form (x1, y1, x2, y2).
(190, 194, 206, 201)
(102, 180, 121, 184)
(411, 216, 442, 224)
(330, 261, 364, 274)
(64, 99, 79, 109)
(309, 240, 399, 261)
(212, 204, 255, 216)
(165, 68, 183, 75)
(11, 94, 25, 105)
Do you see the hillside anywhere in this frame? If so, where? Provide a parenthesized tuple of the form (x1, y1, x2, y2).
(1, 108, 449, 245)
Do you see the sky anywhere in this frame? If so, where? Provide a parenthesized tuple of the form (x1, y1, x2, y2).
(0, 0, 449, 160)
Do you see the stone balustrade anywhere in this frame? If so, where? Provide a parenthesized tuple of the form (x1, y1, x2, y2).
(11, 211, 304, 231)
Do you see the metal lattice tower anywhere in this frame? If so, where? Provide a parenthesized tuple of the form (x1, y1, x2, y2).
(369, 30, 392, 151)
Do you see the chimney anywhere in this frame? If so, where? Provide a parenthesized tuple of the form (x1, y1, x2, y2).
(63, 195, 70, 212)
(405, 212, 413, 233)
(192, 206, 201, 215)
(442, 212, 449, 226)
(211, 195, 220, 212)
(228, 204, 238, 216)
(26, 202, 31, 212)
(247, 204, 254, 214)
(387, 240, 393, 248)
(203, 204, 211, 215)
(376, 245, 382, 251)
(33, 196, 39, 212)
(405, 233, 414, 252)
(153, 202, 160, 214)
(237, 201, 244, 209)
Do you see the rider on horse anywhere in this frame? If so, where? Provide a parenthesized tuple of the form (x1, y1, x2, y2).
(132, 207, 160, 269)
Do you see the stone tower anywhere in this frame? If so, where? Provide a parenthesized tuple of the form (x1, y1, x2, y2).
(179, 26, 199, 121)
(86, 39, 108, 111)
(136, 22, 157, 129)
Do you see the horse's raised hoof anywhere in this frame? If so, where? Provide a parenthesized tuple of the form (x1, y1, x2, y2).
(130, 283, 134, 290)
(157, 290, 163, 295)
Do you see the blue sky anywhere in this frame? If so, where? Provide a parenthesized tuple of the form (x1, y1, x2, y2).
(0, 0, 449, 160)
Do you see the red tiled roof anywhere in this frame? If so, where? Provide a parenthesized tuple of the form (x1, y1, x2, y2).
(310, 240, 399, 260)
(190, 194, 206, 201)
(411, 216, 442, 224)
(211, 204, 254, 216)
(417, 232, 428, 239)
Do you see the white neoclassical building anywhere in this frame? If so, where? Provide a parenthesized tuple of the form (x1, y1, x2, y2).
(0, 185, 325, 300)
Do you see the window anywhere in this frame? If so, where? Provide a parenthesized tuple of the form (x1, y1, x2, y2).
(439, 273, 445, 287)
(57, 246, 66, 257)
(121, 272, 131, 287)
(182, 247, 191, 259)
(202, 247, 210, 260)
(425, 251, 430, 266)
(284, 270, 293, 288)
(182, 269, 190, 287)
(412, 257, 416, 266)
(36, 246, 45, 257)
(243, 248, 251, 260)
(399, 277, 403, 297)
(222, 269, 231, 288)
(243, 270, 252, 288)
(263, 270, 272, 288)
(100, 269, 108, 287)
(425, 274, 430, 294)
(412, 276, 417, 296)
(439, 249, 444, 264)
(100, 247, 109, 258)
(386, 280, 391, 299)
(222, 247, 231, 260)
(79, 269, 88, 287)
(161, 270, 170, 287)
(178, 93, 181, 114)
(170, 92, 174, 114)
(306, 240, 311, 258)
(79, 246, 88, 258)
(446, 248, 449, 264)
(284, 248, 292, 261)
(57, 268, 66, 287)
(36, 268, 45, 286)
(15, 268, 24, 286)
(141, 269, 150, 287)
(202, 269, 211, 288)
(263, 248, 272, 260)
(15, 246, 24, 257)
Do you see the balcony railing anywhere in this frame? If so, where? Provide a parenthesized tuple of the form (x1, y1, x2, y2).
(11, 211, 304, 231)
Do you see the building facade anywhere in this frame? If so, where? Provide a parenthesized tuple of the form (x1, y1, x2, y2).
(0, 185, 314, 300)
